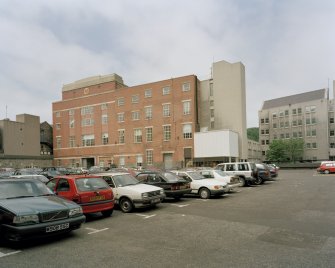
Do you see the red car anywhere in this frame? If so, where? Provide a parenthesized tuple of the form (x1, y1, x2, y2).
(317, 162, 335, 174)
(46, 175, 114, 216)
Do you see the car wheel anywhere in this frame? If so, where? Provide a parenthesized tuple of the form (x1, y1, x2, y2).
(120, 198, 134, 213)
(324, 170, 330, 174)
(238, 177, 246, 187)
(253, 176, 262, 185)
(199, 188, 210, 199)
(101, 209, 113, 217)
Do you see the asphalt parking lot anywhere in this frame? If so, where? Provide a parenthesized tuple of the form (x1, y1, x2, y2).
(1, 169, 335, 268)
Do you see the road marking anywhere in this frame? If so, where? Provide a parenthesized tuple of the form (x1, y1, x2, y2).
(85, 227, 109, 234)
(170, 204, 190, 208)
(196, 199, 209, 202)
(0, 251, 21, 258)
(136, 214, 156, 219)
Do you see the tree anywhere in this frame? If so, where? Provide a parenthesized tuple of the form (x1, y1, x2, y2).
(266, 138, 304, 163)
(247, 127, 259, 141)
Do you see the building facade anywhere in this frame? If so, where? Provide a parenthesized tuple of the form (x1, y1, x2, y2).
(258, 89, 330, 161)
(0, 114, 53, 168)
(53, 60, 249, 169)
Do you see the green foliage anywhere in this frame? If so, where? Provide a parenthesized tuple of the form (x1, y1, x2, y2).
(266, 139, 304, 163)
(247, 127, 259, 141)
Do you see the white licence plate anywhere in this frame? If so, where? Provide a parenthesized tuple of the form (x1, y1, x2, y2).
(46, 223, 70, 233)
(151, 198, 160, 204)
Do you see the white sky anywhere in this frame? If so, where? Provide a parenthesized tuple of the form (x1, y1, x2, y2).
(0, 0, 334, 127)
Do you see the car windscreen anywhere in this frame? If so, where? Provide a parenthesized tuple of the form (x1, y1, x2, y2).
(188, 171, 206, 180)
(214, 170, 228, 177)
(162, 172, 185, 182)
(75, 177, 110, 192)
(113, 174, 139, 187)
(0, 180, 54, 199)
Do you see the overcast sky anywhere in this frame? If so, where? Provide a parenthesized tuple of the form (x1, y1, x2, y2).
(0, 0, 334, 127)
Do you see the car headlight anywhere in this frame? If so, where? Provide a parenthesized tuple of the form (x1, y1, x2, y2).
(69, 207, 83, 217)
(13, 214, 39, 224)
(142, 193, 149, 198)
(160, 189, 164, 195)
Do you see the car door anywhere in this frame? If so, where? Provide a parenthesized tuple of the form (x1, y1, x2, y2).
(55, 178, 74, 201)
(103, 176, 119, 201)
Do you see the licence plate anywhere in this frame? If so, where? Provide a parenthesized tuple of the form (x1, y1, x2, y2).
(46, 223, 70, 233)
(90, 195, 105, 201)
(151, 198, 160, 204)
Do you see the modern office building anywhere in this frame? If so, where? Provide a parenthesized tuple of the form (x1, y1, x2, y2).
(258, 88, 330, 161)
(52, 60, 249, 169)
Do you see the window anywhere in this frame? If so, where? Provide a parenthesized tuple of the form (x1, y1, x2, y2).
(56, 123, 61, 130)
(163, 103, 171, 117)
(292, 109, 297, 115)
(261, 140, 265, 145)
(69, 119, 75, 128)
(134, 129, 142, 143)
(145, 106, 152, 120)
(280, 122, 284, 128)
(312, 142, 317, 149)
(69, 109, 74, 116)
(311, 118, 316, 124)
(331, 143, 335, 148)
(182, 82, 190, 92)
(119, 157, 125, 167)
(306, 118, 311, 125)
(117, 97, 125, 106)
(285, 110, 289, 116)
(81, 106, 94, 115)
(210, 121, 215, 129)
(292, 120, 297, 127)
(210, 109, 214, 118)
(298, 108, 302, 114)
(292, 132, 298, 138)
(298, 131, 303, 138)
(273, 123, 277, 128)
(272, 113, 277, 118)
(69, 136, 76, 148)
(101, 103, 108, 110)
(265, 129, 269, 134)
(209, 83, 213, 96)
(265, 118, 269, 124)
(183, 124, 192, 139)
(280, 134, 285, 139)
(330, 118, 334, 124)
(266, 140, 269, 145)
(55, 111, 60, 117)
(311, 129, 316, 136)
(117, 113, 125, 122)
(226, 164, 236, 171)
(163, 125, 171, 141)
(286, 133, 290, 139)
(273, 134, 277, 139)
(261, 129, 265, 134)
(210, 100, 214, 107)
(132, 111, 140, 120)
(118, 130, 125, 144)
(146, 150, 153, 165)
(102, 114, 108, 124)
(81, 135, 95, 146)
(298, 119, 303, 126)
(146, 127, 153, 142)
(56, 137, 61, 149)
(145, 89, 152, 98)
(81, 118, 94, 127)
(285, 121, 289, 128)
(102, 133, 108, 145)
(330, 130, 335, 137)
(306, 143, 311, 149)
(132, 95, 139, 103)
(183, 101, 191, 115)
(261, 119, 265, 124)
(279, 111, 284, 117)
(162, 86, 171, 95)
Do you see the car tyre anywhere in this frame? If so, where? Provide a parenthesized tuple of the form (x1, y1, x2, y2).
(101, 209, 113, 217)
(324, 170, 330, 174)
(253, 176, 263, 185)
(199, 188, 210, 199)
(120, 197, 134, 213)
(238, 176, 246, 187)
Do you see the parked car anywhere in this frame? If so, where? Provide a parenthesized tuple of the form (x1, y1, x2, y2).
(93, 172, 165, 213)
(254, 163, 272, 185)
(46, 175, 114, 217)
(10, 174, 50, 183)
(0, 178, 85, 242)
(136, 171, 192, 200)
(39, 170, 62, 180)
(13, 168, 39, 176)
(317, 162, 335, 174)
(214, 162, 257, 186)
(171, 170, 228, 199)
(198, 169, 241, 191)
(265, 164, 279, 178)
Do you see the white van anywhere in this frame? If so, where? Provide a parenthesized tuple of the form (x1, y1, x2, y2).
(214, 162, 257, 186)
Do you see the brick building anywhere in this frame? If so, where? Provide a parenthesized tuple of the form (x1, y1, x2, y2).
(53, 60, 249, 169)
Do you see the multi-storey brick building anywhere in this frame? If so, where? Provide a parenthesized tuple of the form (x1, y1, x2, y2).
(258, 88, 330, 161)
(53, 60, 249, 169)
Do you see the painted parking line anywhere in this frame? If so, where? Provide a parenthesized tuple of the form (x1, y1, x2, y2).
(0, 250, 21, 258)
(170, 204, 190, 208)
(136, 214, 156, 219)
(85, 227, 109, 234)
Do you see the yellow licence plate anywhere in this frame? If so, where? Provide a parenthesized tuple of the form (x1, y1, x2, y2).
(90, 195, 105, 201)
